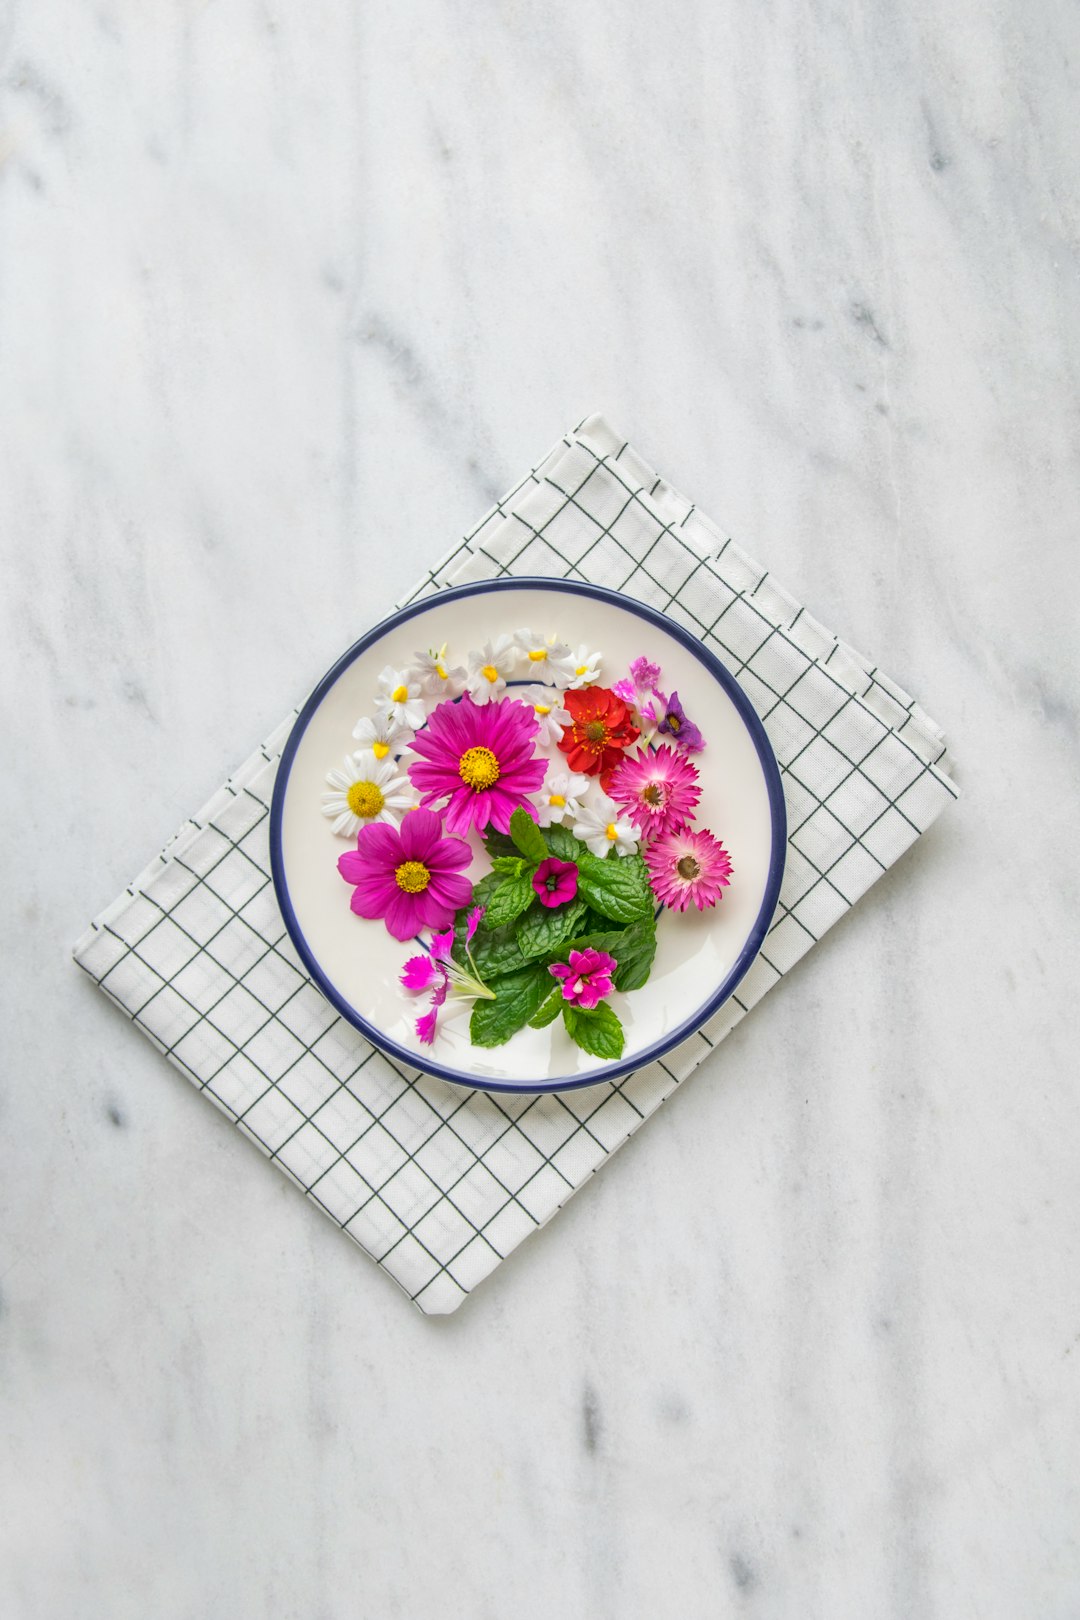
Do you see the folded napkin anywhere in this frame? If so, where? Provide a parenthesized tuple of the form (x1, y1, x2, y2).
(73, 415, 958, 1314)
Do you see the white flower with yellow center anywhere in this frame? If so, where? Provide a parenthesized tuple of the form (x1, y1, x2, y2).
(572, 789, 639, 857)
(414, 644, 467, 704)
(465, 635, 518, 705)
(513, 629, 575, 685)
(564, 645, 604, 690)
(321, 752, 416, 839)
(374, 665, 427, 732)
(352, 712, 411, 760)
(517, 684, 571, 748)
(535, 768, 590, 828)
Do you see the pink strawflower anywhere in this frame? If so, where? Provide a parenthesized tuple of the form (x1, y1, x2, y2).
(407, 694, 547, 836)
(644, 826, 732, 912)
(608, 743, 701, 841)
(531, 856, 579, 909)
(338, 807, 472, 941)
(549, 947, 617, 1010)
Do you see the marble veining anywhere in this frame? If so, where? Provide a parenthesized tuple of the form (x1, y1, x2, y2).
(2, 1, 1079, 1617)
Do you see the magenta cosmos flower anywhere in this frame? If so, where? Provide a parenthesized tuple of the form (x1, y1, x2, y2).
(644, 826, 732, 912)
(531, 856, 579, 909)
(407, 694, 547, 837)
(337, 807, 472, 940)
(609, 743, 701, 841)
(549, 947, 617, 1010)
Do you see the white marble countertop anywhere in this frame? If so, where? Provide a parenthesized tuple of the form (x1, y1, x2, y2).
(3, 2, 1079, 1616)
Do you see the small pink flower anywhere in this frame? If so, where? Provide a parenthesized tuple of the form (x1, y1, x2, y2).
(407, 693, 547, 836)
(338, 807, 472, 941)
(645, 826, 732, 911)
(399, 910, 495, 1045)
(531, 856, 579, 909)
(465, 905, 485, 944)
(549, 947, 617, 1010)
(612, 655, 663, 716)
(608, 743, 702, 841)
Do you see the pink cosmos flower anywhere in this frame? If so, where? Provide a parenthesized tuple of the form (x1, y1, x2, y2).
(608, 744, 702, 841)
(337, 807, 472, 941)
(531, 857, 579, 909)
(407, 694, 547, 836)
(644, 826, 732, 911)
(399, 905, 491, 1044)
(612, 655, 663, 718)
(549, 947, 617, 1010)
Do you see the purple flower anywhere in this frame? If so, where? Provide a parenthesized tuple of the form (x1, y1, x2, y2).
(531, 856, 579, 910)
(612, 655, 663, 715)
(549, 947, 617, 1010)
(337, 808, 473, 941)
(652, 689, 705, 753)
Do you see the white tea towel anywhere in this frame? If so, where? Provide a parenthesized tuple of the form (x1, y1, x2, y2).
(73, 415, 958, 1314)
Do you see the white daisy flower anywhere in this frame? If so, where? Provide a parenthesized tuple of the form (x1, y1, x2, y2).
(374, 665, 427, 732)
(564, 645, 604, 690)
(352, 712, 411, 759)
(535, 768, 590, 828)
(572, 789, 639, 857)
(465, 635, 518, 705)
(321, 752, 416, 838)
(517, 684, 572, 748)
(414, 643, 467, 704)
(513, 629, 575, 685)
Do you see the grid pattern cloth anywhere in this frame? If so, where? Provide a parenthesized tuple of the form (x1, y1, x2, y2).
(73, 415, 958, 1315)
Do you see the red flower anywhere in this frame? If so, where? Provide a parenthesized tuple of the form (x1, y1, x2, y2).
(558, 686, 640, 787)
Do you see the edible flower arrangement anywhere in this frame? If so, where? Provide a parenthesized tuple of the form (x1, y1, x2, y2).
(322, 634, 733, 1060)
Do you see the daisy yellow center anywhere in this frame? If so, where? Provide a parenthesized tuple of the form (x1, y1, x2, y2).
(576, 664, 589, 676)
(584, 720, 608, 744)
(459, 745, 500, 791)
(391, 684, 409, 703)
(395, 860, 430, 894)
(677, 855, 700, 881)
(372, 740, 391, 759)
(347, 780, 384, 818)
(643, 783, 664, 807)
(481, 664, 499, 683)
(535, 703, 552, 716)
(528, 648, 547, 662)
(549, 793, 566, 807)
(605, 823, 618, 841)
(435, 663, 448, 679)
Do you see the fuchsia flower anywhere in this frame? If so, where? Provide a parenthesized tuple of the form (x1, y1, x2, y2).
(400, 906, 491, 1045)
(337, 807, 472, 941)
(549, 947, 617, 1010)
(609, 744, 702, 841)
(531, 857, 579, 909)
(652, 689, 705, 753)
(407, 694, 547, 836)
(612, 655, 663, 716)
(644, 826, 732, 912)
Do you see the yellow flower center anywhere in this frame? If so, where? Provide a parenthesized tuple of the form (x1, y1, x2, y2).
(435, 663, 447, 680)
(549, 793, 566, 807)
(677, 855, 700, 880)
(395, 860, 430, 894)
(459, 745, 500, 791)
(666, 713, 681, 734)
(372, 740, 390, 759)
(527, 648, 547, 662)
(391, 683, 409, 703)
(576, 664, 589, 676)
(347, 780, 384, 819)
(535, 702, 552, 716)
(605, 822, 619, 841)
(481, 663, 499, 683)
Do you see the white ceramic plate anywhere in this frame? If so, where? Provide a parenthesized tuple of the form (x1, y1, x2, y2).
(270, 579, 786, 1092)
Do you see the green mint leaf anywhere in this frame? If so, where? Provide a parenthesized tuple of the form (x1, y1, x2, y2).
(469, 928, 529, 979)
(470, 963, 553, 1047)
(509, 806, 548, 864)
(575, 850, 654, 925)
(482, 828, 520, 861)
(563, 914, 657, 992)
(515, 897, 587, 962)
(483, 870, 537, 930)
(541, 822, 581, 862)
(490, 854, 527, 878)
(527, 983, 564, 1029)
(562, 999, 625, 1060)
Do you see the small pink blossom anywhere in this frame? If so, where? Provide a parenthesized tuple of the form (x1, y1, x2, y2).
(531, 856, 579, 909)
(549, 947, 617, 1010)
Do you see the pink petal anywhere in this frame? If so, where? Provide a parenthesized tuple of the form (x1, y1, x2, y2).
(401, 954, 440, 992)
(397, 807, 440, 860)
